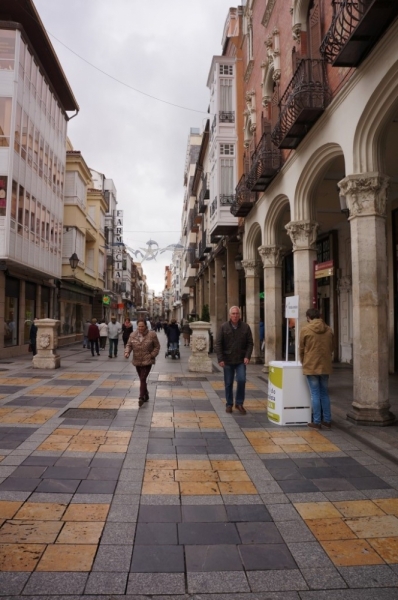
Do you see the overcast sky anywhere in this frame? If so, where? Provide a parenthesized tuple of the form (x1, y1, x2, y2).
(34, 0, 237, 294)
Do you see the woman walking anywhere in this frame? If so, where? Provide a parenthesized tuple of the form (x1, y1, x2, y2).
(122, 317, 133, 347)
(98, 320, 108, 350)
(181, 320, 192, 346)
(124, 319, 160, 407)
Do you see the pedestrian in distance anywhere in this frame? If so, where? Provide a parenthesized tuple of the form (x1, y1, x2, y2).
(88, 318, 100, 357)
(167, 319, 180, 358)
(299, 307, 334, 430)
(215, 306, 253, 415)
(181, 320, 192, 346)
(124, 318, 160, 407)
(29, 317, 38, 356)
(98, 320, 108, 350)
(83, 319, 90, 348)
(107, 316, 122, 358)
(122, 317, 133, 347)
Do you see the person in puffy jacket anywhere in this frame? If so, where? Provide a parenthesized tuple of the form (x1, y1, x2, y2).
(124, 319, 160, 407)
(299, 308, 334, 430)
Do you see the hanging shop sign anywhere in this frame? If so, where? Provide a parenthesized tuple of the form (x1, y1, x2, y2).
(103, 295, 111, 305)
(315, 260, 334, 279)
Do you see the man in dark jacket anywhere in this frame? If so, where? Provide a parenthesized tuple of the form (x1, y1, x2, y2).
(88, 318, 100, 357)
(215, 306, 253, 414)
(167, 319, 180, 359)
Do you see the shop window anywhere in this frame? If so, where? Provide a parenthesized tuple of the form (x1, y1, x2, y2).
(0, 97, 12, 147)
(17, 184, 24, 235)
(0, 176, 7, 217)
(4, 277, 19, 347)
(24, 282, 36, 344)
(11, 180, 17, 221)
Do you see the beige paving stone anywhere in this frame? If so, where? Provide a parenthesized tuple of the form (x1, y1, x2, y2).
(15, 503, 67, 521)
(0, 543, 45, 571)
(37, 442, 69, 451)
(344, 515, 398, 539)
(244, 431, 271, 440)
(294, 502, 342, 520)
(54, 428, 82, 436)
(146, 459, 178, 470)
(255, 445, 286, 454)
(211, 460, 245, 471)
(268, 431, 299, 438)
(310, 443, 341, 452)
(271, 436, 308, 445)
(68, 443, 100, 453)
(306, 518, 358, 541)
(279, 444, 314, 453)
(373, 498, 398, 516)
(180, 481, 220, 495)
(0, 501, 24, 519)
(368, 537, 398, 563)
(36, 544, 97, 571)
(334, 500, 386, 518)
(62, 504, 109, 522)
(218, 481, 257, 495)
(56, 521, 104, 544)
(218, 470, 251, 482)
(175, 469, 219, 482)
(321, 539, 385, 566)
(178, 459, 212, 470)
(97, 444, 127, 453)
(0, 520, 62, 544)
(144, 469, 175, 482)
(142, 481, 179, 495)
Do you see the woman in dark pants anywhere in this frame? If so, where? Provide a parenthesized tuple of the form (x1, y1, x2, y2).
(122, 317, 133, 347)
(124, 319, 160, 407)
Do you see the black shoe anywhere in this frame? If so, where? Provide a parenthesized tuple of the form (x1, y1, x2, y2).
(138, 397, 144, 407)
(144, 393, 149, 402)
(108, 355, 112, 358)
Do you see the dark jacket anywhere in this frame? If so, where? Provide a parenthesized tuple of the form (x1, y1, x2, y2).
(215, 320, 254, 364)
(29, 323, 38, 342)
(167, 323, 180, 344)
(125, 330, 160, 366)
(88, 324, 100, 341)
(122, 323, 133, 343)
(299, 318, 334, 375)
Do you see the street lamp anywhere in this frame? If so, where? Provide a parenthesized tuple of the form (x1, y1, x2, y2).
(69, 253, 79, 271)
(234, 253, 243, 271)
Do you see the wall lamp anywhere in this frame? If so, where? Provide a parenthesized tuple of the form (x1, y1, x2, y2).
(69, 253, 79, 270)
(234, 253, 243, 271)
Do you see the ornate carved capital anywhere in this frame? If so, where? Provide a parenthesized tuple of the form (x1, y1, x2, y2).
(292, 23, 301, 43)
(242, 259, 262, 278)
(273, 70, 281, 82)
(258, 245, 286, 268)
(262, 95, 271, 108)
(285, 220, 318, 251)
(338, 173, 389, 219)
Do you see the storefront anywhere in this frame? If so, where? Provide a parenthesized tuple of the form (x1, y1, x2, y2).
(58, 285, 93, 340)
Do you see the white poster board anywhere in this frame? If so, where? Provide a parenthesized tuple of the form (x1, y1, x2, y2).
(285, 295, 299, 362)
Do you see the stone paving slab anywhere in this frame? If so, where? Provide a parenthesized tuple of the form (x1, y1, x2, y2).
(0, 341, 397, 597)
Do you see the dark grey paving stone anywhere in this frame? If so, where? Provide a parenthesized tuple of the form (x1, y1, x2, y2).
(0, 572, 30, 595)
(225, 504, 272, 522)
(262, 458, 298, 469)
(174, 439, 207, 447)
(101, 522, 136, 545)
(23, 572, 88, 595)
(35, 479, 81, 494)
(176, 446, 208, 455)
(182, 505, 227, 522)
(332, 465, 374, 478)
(138, 504, 181, 523)
(87, 468, 121, 481)
(21, 456, 57, 467)
(314, 478, 357, 492)
(54, 457, 92, 468)
(178, 522, 240, 545)
(278, 480, 319, 493)
(301, 567, 347, 590)
(299, 591, 398, 600)
(42, 467, 90, 480)
(185, 544, 243, 572)
(324, 457, 362, 467)
(349, 477, 392, 490)
(135, 523, 178, 545)
(275, 520, 315, 543)
(267, 467, 305, 481)
(292, 457, 329, 468)
(287, 542, 333, 569)
(247, 569, 308, 591)
(131, 545, 184, 573)
(187, 571, 250, 593)
(0, 478, 40, 492)
(338, 565, 398, 588)
(85, 572, 128, 594)
(239, 544, 297, 570)
(90, 457, 124, 468)
(237, 522, 284, 544)
(299, 467, 341, 479)
(92, 545, 133, 572)
(76, 480, 117, 494)
(127, 573, 185, 595)
(9, 466, 47, 479)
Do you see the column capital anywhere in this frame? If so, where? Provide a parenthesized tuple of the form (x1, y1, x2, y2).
(242, 259, 262, 278)
(338, 172, 389, 219)
(285, 220, 318, 251)
(258, 245, 286, 268)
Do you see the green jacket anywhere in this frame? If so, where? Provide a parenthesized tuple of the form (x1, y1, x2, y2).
(215, 320, 253, 364)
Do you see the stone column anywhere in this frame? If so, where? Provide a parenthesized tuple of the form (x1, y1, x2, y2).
(285, 220, 318, 325)
(188, 320, 213, 373)
(214, 254, 227, 331)
(242, 259, 262, 363)
(339, 172, 394, 425)
(258, 245, 286, 371)
(208, 261, 216, 331)
(33, 318, 61, 369)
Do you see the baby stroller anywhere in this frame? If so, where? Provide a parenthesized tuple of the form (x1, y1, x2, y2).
(165, 342, 180, 359)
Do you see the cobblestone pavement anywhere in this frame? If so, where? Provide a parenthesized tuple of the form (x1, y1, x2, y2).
(0, 336, 398, 599)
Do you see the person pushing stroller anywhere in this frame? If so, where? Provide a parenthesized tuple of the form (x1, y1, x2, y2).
(166, 319, 180, 359)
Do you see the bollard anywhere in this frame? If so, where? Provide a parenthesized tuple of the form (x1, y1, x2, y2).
(32, 319, 61, 369)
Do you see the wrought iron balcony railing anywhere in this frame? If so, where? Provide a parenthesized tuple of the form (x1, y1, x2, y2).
(198, 174, 209, 213)
(320, 0, 398, 67)
(246, 128, 281, 192)
(219, 111, 235, 123)
(271, 59, 331, 149)
(220, 194, 236, 206)
(230, 174, 257, 218)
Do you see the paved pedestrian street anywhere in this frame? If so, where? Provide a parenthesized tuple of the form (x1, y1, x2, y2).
(0, 339, 398, 598)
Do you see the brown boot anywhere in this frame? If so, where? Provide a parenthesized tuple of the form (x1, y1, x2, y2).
(235, 405, 247, 415)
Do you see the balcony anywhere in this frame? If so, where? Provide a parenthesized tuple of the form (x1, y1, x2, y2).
(231, 174, 257, 217)
(198, 230, 212, 261)
(219, 111, 235, 123)
(246, 128, 281, 192)
(220, 194, 236, 207)
(188, 206, 201, 232)
(321, 0, 398, 67)
(271, 59, 331, 149)
(198, 175, 210, 213)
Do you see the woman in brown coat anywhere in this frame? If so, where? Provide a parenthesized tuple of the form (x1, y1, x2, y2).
(124, 319, 160, 407)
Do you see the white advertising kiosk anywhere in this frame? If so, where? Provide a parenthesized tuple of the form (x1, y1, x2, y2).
(267, 296, 312, 426)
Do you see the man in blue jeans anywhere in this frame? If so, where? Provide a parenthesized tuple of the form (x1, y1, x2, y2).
(215, 306, 253, 414)
(299, 308, 334, 430)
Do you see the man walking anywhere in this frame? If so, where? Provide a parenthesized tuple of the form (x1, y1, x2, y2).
(299, 308, 334, 430)
(88, 318, 100, 357)
(108, 316, 122, 358)
(215, 306, 253, 414)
